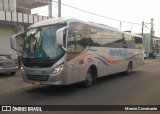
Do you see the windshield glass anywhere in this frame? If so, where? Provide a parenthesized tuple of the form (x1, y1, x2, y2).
(23, 24, 66, 59)
(0, 55, 12, 60)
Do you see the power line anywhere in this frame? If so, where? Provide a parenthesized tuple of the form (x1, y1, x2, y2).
(52, 0, 142, 25)
(144, 25, 151, 30)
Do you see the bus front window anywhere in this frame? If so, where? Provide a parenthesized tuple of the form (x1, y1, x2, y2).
(23, 24, 66, 59)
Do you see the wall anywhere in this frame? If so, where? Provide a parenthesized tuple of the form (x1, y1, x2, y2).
(0, 0, 49, 60)
(143, 33, 151, 52)
(0, 0, 15, 12)
(0, 24, 17, 59)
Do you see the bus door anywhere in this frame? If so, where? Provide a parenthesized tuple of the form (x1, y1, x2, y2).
(67, 34, 82, 83)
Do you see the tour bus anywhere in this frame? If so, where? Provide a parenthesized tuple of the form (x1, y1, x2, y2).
(11, 18, 144, 87)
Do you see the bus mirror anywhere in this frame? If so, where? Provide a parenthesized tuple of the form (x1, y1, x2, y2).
(56, 26, 68, 46)
(10, 32, 25, 53)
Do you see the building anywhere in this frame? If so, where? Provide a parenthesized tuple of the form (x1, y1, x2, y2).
(153, 36, 160, 54)
(142, 33, 151, 52)
(137, 33, 160, 55)
(0, 0, 52, 59)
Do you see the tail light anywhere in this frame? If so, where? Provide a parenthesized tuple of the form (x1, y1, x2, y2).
(13, 62, 18, 67)
(0, 63, 4, 67)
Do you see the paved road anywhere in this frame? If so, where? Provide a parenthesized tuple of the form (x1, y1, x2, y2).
(0, 70, 32, 94)
(0, 58, 159, 95)
(0, 59, 160, 114)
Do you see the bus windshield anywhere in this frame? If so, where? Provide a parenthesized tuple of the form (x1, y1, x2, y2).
(23, 24, 66, 59)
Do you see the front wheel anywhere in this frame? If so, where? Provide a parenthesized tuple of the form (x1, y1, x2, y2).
(83, 69, 94, 88)
(125, 62, 132, 75)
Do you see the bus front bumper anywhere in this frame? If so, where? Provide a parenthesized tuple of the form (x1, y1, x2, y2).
(21, 70, 65, 85)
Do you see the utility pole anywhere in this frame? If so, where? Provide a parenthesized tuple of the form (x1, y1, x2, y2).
(13, 0, 17, 12)
(150, 18, 154, 52)
(58, 0, 61, 17)
(48, 0, 52, 18)
(143, 19, 155, 53)
(142, 21, 144, 37)
(119, 22, 122, 31)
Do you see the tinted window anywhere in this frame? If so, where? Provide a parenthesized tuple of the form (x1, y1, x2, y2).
(67, 22, 89, 60)
(123, 33, 143, 49)
(122, 33, 131, 49)
(134, 36, 143, 49)
(0, 55, 12, 60)
(101, 29, 123, 48)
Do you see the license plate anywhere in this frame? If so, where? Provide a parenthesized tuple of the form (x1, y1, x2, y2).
(33, 81, 41, 86)
(4, 63, 11, 68)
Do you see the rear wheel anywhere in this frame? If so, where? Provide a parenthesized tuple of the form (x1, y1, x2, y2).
(125, 62, 132, 75)
(84, 69, 94, 88)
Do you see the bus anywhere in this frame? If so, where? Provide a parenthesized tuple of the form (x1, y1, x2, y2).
(10, 18, 144, 87)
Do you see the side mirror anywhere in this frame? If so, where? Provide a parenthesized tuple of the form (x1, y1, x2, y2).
(10, 32, 25, 53)
(56, 26, 68, 46)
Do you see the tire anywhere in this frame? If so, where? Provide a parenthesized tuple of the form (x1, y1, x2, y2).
(125, 62, 132, 75)
(11, 72, 16, 75)
(83, 69, 94, 88)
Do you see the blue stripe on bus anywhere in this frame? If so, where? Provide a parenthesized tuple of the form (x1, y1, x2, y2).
(94, 57, 111, 66)
(93, 53, 142, 66)
(126, 53, 142, 61)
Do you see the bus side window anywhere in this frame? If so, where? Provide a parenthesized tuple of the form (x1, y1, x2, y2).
(134, 36, 142, 49)
(68, 34, 85, 53)
(67, 33, 86, 61)
(63, 30, 67, 48)
(123, 41, 127, 48)
(123, 37, 127, 48)
(68, 34, 76, 52)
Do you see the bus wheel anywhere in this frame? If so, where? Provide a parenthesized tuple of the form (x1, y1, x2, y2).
(84, 69, 94, 87)
(125, 62, 132, 75)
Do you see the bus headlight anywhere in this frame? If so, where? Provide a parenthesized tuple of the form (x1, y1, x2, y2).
(51, 63, 64, 74)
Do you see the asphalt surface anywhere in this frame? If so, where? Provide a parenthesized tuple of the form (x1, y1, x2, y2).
(0, 58, 159, 95)
(0, 70, 32, 95)
(0, 59, 160, 114)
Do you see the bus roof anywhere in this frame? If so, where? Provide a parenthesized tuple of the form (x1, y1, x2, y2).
(28, 18, 142, 38)
(29, 17, 119, 32)
(122, 31, 143, 38)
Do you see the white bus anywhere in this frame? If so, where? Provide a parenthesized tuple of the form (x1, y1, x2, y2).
(11, 18, 144, 87)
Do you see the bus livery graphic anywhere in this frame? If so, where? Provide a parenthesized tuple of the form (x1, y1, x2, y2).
(10, 18, 144, 87)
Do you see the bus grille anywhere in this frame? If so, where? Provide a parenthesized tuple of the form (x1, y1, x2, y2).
(26, 74, 49, 81)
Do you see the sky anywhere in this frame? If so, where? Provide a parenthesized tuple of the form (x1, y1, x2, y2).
(32, 0, 160, 36)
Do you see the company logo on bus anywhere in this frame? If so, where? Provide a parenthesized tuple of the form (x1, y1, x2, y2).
(109, 50, 127, 56)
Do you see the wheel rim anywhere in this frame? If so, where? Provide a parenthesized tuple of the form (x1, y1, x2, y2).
(86, 73, 93, 86)
(128, 63, 132, 74)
